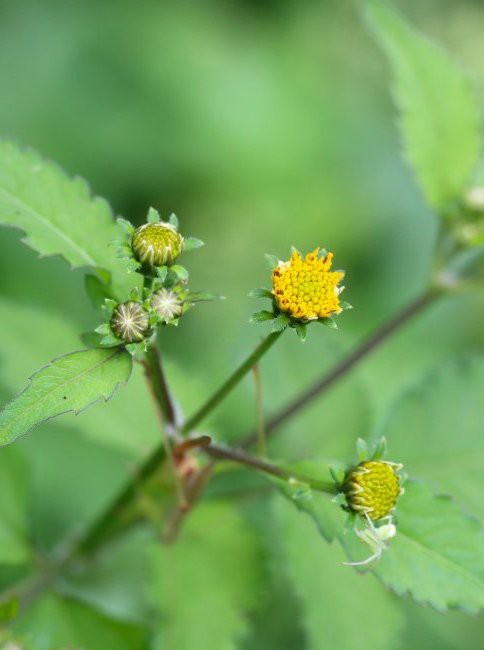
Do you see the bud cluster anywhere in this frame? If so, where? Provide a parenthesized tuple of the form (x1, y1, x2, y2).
(92, 207, 221, 354)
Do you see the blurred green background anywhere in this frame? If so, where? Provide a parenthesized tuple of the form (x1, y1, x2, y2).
(0, 0, 483, 648)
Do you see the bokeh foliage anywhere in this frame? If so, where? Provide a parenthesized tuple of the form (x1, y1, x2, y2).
(0, 0, 483, 648)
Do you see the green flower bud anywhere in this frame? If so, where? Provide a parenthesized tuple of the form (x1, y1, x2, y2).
(110, 301, 150, 343)
(343, 460, 402, 521)
(131, 223, 183, 268)
(151, 288, 183, 323)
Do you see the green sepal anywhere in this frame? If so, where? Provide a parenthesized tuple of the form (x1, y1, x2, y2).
(168, 213, 179, 229)
(124, 258, 142, 274)
(147, 207, 161, 223)
(100, 333, 122, 347)
(317, 248, 328, 259)
(370, 436, 387, 460)
(264, 254, 280, 269)
(248, 287, 273, 299)
(295, 322, 307, 342)
(94, 323, 111, 336)
(183, 237, 204, 251)
(356, 437, 369, 462)
(249, 310, 275, 324)
(318, 317, 338, 330)
(129, 287, 142, 301)
(170, 264, 189, 281)
(114, 245, 133, 260)
(187, 291, 225, 302)
(116, 217, 135, 234)
(156, 266, 169, 283)
(332, 492, 347, 508)
(329, 464, 346, 486)
(272, 314, 290, 333)
(340, 301, 353, 310)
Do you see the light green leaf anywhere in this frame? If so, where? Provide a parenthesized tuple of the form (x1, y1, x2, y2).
(0, 348, 132, 446)
(377, 355, 484, 516)
(0, 140, 139, 297)
(366, 1, 480, 210)
(344, 481, 484, 613)
(13, 595, 147, 650)
(274, 496, 404, 650)
(149, 502, 261, 650)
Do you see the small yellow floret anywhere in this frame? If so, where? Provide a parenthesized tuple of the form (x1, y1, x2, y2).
(272, 248, 344, 321)
(344, 460, 401, 521)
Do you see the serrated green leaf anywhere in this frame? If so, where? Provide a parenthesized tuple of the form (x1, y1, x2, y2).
(85, 274, 112, 311)
(183, 236, 204, 251)
(149, 502, 261, 650)
(366, 1, 480, 210)
(274, 496, 404, 650)
(350, 481, 484, 613)
(0, 294, 159, 456)
(249, 310, 275, 324)
(377, 356, 484, 516)
(248, 287, 273, 299)
(0, 140, 139, 297)
(0, 348, 132, 446)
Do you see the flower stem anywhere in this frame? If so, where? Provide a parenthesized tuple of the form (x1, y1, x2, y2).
(241, 289, 440, 448)
(142, 342, 186, 509)
(179, 331, 283, 435)
(204, 443, 336, 493)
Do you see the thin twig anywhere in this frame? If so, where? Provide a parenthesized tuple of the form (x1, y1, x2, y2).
(252, 364, 267, 456)
(241, 290, 438, 448)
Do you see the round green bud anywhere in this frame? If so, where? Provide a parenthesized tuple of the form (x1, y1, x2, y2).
(132, 223, 183, 268)
(343, 460, 402, 521)
(110, 301, 150, 343)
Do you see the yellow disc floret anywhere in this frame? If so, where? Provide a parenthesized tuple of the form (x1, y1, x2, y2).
(344, 460, 402, 521)
(272, 249, 345, 321)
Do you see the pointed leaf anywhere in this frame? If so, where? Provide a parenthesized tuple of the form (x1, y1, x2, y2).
(0, 348, 132, 446)
(0, 140, 138, 297)
(275, 496, 404, 650)
(366, 1, 480, 210)
(349, 481, 484, 614)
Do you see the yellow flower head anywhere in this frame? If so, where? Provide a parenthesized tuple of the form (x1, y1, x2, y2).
(344, 460, 403, 521)
(272, 248, 345, 321)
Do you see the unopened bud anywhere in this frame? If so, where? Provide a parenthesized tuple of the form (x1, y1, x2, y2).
(110, 301, 150, 343)
(132, 223, 183, 268)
